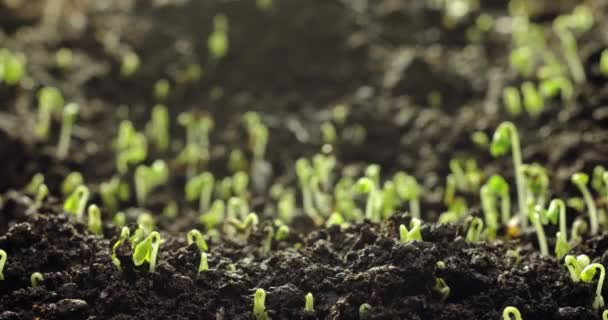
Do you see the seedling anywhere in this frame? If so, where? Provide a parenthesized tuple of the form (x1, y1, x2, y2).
(56, 102, 79, 159)
(572, 172, 599, 235)
(129, 213, 156, 246)
(571, 218, 588, 244)
(61, 172, 83, 196)
(314, 154, 336, 190)
(523, 163, 549, 208)
(565, 254, 590, 282)
(115, 121, 148, 173)
(253, 288, 268, 320)
(198, 252, 209, 273)
(100, 177, 128, 212)
(88, 204, 103, 235)
(480, 185, 498, 240)
(145, 104, 170, 152)
(113, 212, 126, 229)
(227, 197, 249, 220)
(36, 86, 64, 140)
(233, 171, 249, 200)
(121, 51, 140, 77)
(600, 49, 608, 78)
(199, 199, 225, 230)
(64, 185, 90, 222)
(30, 272, 43, 288)
(399, 218, 422, 243)
(529, 205, 548, 256)
(112, 227, 130, 269)
(55, 48, 73, 70)
(355, 177, 380, 222)
(546, 199, 570, 258)
(433, 277, 450, 302)
(25, 173, 45, 194)
(0, 249, 6, 280)
(580, 263, 606, 309)
(228, 213, 259, 237)
(208, 14, 229, 61)
(0, 49, 25, 85)
(228, 149, 248, 173)
(304, 292, 314, 313)
(326, 212, 346, 228)
(186, 229, 208, 252)
(521, 82, 544, 117)
(278, 192, 295, 223)
(603, 310, 608, 320)
(502, 306, 522, 320)
(134, 160, 169, 206)
(185, 172, 215, 213)
(393, 172, 421, 219)
(502, 87, 522, 116)
(153, 79, 171, 102)
(490, 122, 527, 228)
(510, 46, 534, 77)
(132, 231, 161, 272)
(465, 217, 484, 243)
(296, 159, 320, 222)
(487, 175, 511, 224)
(275, 224, 289, 241)
(359, 303, 372, 319)
(34, 184, 49, 208)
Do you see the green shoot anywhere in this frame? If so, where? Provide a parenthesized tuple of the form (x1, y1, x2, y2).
(555, 28, 586, 84)
(153, 79, 171, 102)
(228, 149, 248, 173)
(55, 48, 73, 70)
(34, 184, 49, 208)
(56, 102, 79, 159)
(129, 213, 155, 247)
(145, 104, 170, 152)
(100, 177, 128, 212)
(572, 172, 599, 235)
(132, 231, 161, 273)
(399, 218, 422, 243)
(112, 227, 130, 269)
(359, 303, 372, 319)
(227, 197, 249, 219)
(480, 185, 498, 240)
(521, 82, 544, 118)
(134, 160, 169, 206)
(228, 213, 259, 237)
(25, 173, 45, 194)
(565, 254, 590, 282)
(502, 86, 522, 116)
(547, 199, 570, 258)
(185, 172, 215, 213)
(115, 121, 148, 173)
(486, 175, 511, 224)
(61, 172, 83, 196)
(30, 272, 43, 288)
(490, 122, 527, 229)
(355, 177, 379, 222)
(112, 212, 126, 229)
(200, 199, 225, 230)
(393, 172, 421, 219)
(321, 121, 337, 145)
(571, 218, 588, 244)
(539, 76, 573, 101)
(603, 310, 608, 320)
(87, 204, 103, 235)
(121, 51, 140, 77)
(529, 205, 548, 256)
(502, 306, 522, 320)
(0, 249, 6, 280)
(433, 277, 450, 302)
(187, 229, 208, 252)
(580, 263, 606, 309)
(275, 224, 289, 241)
(326, 212, 346, 228)
(0, 49, 25, 85)
(199, 252, 209, 273)
(465, 217, 484, 243)
(304, 292, 314, 313)
(296, 159, 320, 223)
(233, 171, 249, 199)
(208, 14, 229, 61)
(64, 185, 90, 222)
(254, 288, 268, 320)
(510, 46, 534, 77)
(314, 154, 336, 190)
(278, 192, 295, 223)
(36, 86, 64, 140)
(522, 164, 549, 208)
(600, 50, 608, 78)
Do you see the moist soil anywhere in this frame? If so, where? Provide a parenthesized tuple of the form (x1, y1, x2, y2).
(1, 0, 608, 319)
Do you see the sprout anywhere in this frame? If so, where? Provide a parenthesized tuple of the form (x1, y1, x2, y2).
(471, 131, 489, 149)
(296, 159, 320, 222)
(115, 121, 148, 173)
(145, 104, 170, 152)
(529, 205, 548, 256)
(134, 160, 169, 206)
(228, 149, 248, 173)
(250, 124, 268, 162)
(278, 192, 295, 223)
(112, 212, 126, 229)
(153, 79, 171, 102)
(56, 102, 79, 159)
(465, 217, 484, 243)
(502, 306, 522, 320)
(36, 86, 64, 140)
(522, 163, 549, 208)
(233, 171, 249, 199)
(502, 86, 522, 116)
(0, 249, 6, 280)
(61, 172, 83, 196)
(55, 48, 73, 70)
(604, 309, 608, 320)
(521, 82, 544, 118)
(112, 227, 130, 269)
(571, 218, 588, 244)
(0, 49, 25, 85)
(25, 173, 45, 194)
(399, 218, 422, 243)
(433, 277, 450, 302)
(132, 231, 161, 273)
(555, 28, 585, 84)
(565, 254, 590, 282)
(275, 224, 289, 241)
(539, 76, 573, 101)
(359, 303, 372, 319)
(546, 199, 570, 258)
(64, 185, 90, 222)
(198, 252, 209, 273)
(572, 172, 599, 235)
(34, 184, 49, 208)
(185, 172, 215, 213)
(228, 213, 259, 237)
(121, 51, 140, 77)
(394, 172, 421, 219)
(304, 292, 314, 313)
(321, 121, 337, 145)
(364, 164, 381, 186)
(326, 212, 346, 228)
(490, 122, 527, 229)
(129, 213, 156, 247)
(200, 199, 225, 230)
(313, 154, 336, 190)
(580, 263, 606, 309)
(163, 201, 178, 218)
(30, 272, 43, 288)
(355, 177, 380, 222)
(100, 177, 127, 212)
(253, 288, 268, 320)
(227, 197, 249, 220)
(187, 229, 208, 252)
(601, 50, 608, 78)
(486, 175, 511, 224)
(510, 46, 534, 77)
(480, 185, 498, 240)
(208, 14, 229, 61)
(381, 181, 398, 219)
(87, 204, 103, 235)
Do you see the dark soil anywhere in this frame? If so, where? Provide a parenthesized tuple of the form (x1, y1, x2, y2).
(1, 0, 608, 319)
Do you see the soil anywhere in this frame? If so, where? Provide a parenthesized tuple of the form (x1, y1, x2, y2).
(1, 0, 608, 319)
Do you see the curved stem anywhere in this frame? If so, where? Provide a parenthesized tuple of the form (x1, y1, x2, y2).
(533, 212, 548, 256)
(506, 123, 527, 229)
(149, 232, 161, 273)
(578, 184, 598, 235)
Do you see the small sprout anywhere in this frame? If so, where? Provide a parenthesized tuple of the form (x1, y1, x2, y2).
(540, 76, 573, 101)
(604, 310, 608, 320)
(25, 173, 45, 194)
(208, 14, 229, 61)
(480, 185, 498, 240)
(228, 149, 248, 173)
(112, 227, 130, 269)
(64, 185, 90, 222)
(112, 212, 126, 228)
(359, 303, 372, 319)
(510, 46, 534, 77)
(233, 171, 249, 199)
(121, 51, 140, 77)
(61, 172, 83, 196)
(502, 86, 522, 116)
(115, 121, 148, 173)
(253, 288, 268, 320)
(394, 172, 421, 219)
(199, 252, 209, 273)
(471, 131, 489, 148)
(187, 229, 208, 252)
(522, 163, 549, 208)
(145, 104, 170, 152)
(304, 292, 314, 313)
(547, 199, 570, 258)
(57, 102, 79, 159)
(87, 204, 103, 235)
(275, 224, 289, 241)
(571, 218, 588, 244)
(465, 217, 484, 243)
(134, 160, 169, 206)
(0, 249, 6, 280)
(521, 82, 544, 118)
(355, 177, 379, 221)
(491, 122, 527, 229)
(502, 306, 522, 320)
(278, 192, 295, 223)
(572, 172, 599, 235)
(565, 254, 591, 282)
(200, 199, 225, 230)
(229, 213, 259, 237)
(36, 86, 64, 140)
(153, 79, 171, 102)
(296, 159, 320, 222)
(227, 197, 249, 219)
(486, 175, 511, 224)
(326, 212, 346, 228)
(34, 184, 49, 208)
(530, 205, 549, 256)
(433, 277, 450, 302)
(600, 49, 608, 78)
(399, 218, 422, 243)
(580, 263, 606, 309)
(55, 48, 73, 70)
(321, 121, 337, 145)
(185, 172, 215, 213)
(30, 272, 43, 288)
(100, 177, 125, 212)
(132, 231, 161, 273)
(0, 49, 26, 85)
(555, 29, 586, 84)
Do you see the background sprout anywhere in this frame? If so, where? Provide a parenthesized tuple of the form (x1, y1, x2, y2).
(355, 177, 379, 221)
(487, 175, 511, 224)
(546, 199, 569, 258)
(571, 218, 589, 244)
(228, 149, 248, 173)
(30, 272, 43, 288)
(254, 288, 268, 320)
(146, 104, 170, 152)
(185, 172, 215, 213)
(233, 171, 249, 199)
(502, 86, 522, 116)
(34, 184, 49, 208)
(153, 79, 171, 102)
(115, 121, 148, 174)
(521, 81, 544, 118)
(480, 185, 498, 240)
(88, 205, 103, 235)
(113, 212, 126, 229)
(0, 50, 26, 85)
(229, 213, 259, 236)
(132, 231, 161, 273)
(121, 51, 140, 77)
(57, 102, 79, 159)
(399, 218, 422, 243)
(601, 49, 608, 78)
(572, 173, 599, 235)
(25, 173, 45, 194)
(275, 224, 289, 241)
(200, 199, 225, 230)
(359, 303, 372, 319)
(502, 306, 522, 320)
(134, 160, 169, 206)
(580, 263, 606, 309)
(36, 86, 64, 140)
(61, 172, 84, 196)
(208, 14, 229, 61)
(326, 212, 346, 228)
(112, 227, 130, 269)
(199, 252, 209, 273)
(187, 229, 208, 252)
(530, 205, 548, 256)
(296, 159, 320, 222)
(55, 47, 73, 70)
(304, 292, 314, 313)
(393, 172, 421, 219)
(64, 185, 90, 222)
(0, 249, 6, 280)
(465, 217, 484, 243)
(565, 254, 590, 282)
(490, 122, 527, 229)
(433, 277, 450, 302)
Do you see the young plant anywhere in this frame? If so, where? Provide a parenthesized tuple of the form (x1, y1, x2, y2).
(465, 217, 484, 243)
(112, 227, 130, 269)
(523, 163, 549, 208)
(359, 303, 372, 319)
(115, 121, 148, 173)
(0, 249, 6, 280)
(153, 79, 171, 102)
(187, 229, 208, 252)
(304, 292, 314, 313)
(34, 184, 49, 208)
(208, 14, 229, 61)
(100, 177, 129, 212)
(490, 122, 527, 229)
(399, 218, 422, 243)
(486, 175, 511, 224)
(521, 81, 544, 118)
(393, 172, 421, 219)
(0, 49, 25, 85)
(296, 159, 320, 223)
(56, 102, 79, 159)
(601, 49, 608, 78)
(185, 172, 215, 213)
(228, 213, 259, 238)
(120, 51, 140, 77)
(253, 288, 268, 320)
(87, 204, 103, 235)
(355, 177, 380, 222)
(63, 185, 90, 222)
(546, 199, 570, 258)
(502, 86, 522, 116)
(55, 47, 73, 70)
(433, 277, 450, 302)
(145, 104, 170, 152)
(480, 185, 498, 240)
(572, 172, 599, 235)
(198, 252, 209, 272)
(36, 86, 64, 140)
(134, 160, 169, 206)
(132, 231, 161, 273)
(571, 218, 589, 244)
(30, 272, 43, 288)
(25, 173, 45, 194)
(565, 254, 590, 282)
(502, 306, 522, 320)
(580, 263, 606, 309)
(529, 205, 549, 256)
(61, 171, 83, 196)
(200, 199, 225, 230)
